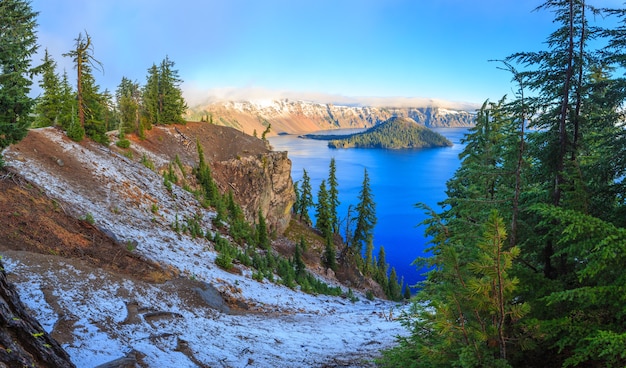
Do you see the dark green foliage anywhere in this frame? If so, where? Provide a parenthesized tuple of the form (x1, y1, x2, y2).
(387, 267, 402, 301)
(194, 141, 220, 207)
(327, 117, 452, 149)
(297, 169, 314, 224)
(142, 56, 187, 125)
(328, 158, 340, 234)
(322, 237, 337, 271)
(261, 123, 271, 140)
(63, 31, 108, 143)
(115, 139, 130, 149)
(353, 168, 376, 267)
(116, 77, 143, 137)
(383, 4, 626, 366)
(315, 180, 332, 239)
(34, 49, 62, 128)
(0, 0, 38, 154)
(294, 237, 307, 278)
(256, 210, 270, 250)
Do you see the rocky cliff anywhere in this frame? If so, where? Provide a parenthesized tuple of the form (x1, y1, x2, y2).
(187, 99, 476, 135)
(212, 151, 294, 234)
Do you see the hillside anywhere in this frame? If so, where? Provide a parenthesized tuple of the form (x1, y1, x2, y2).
(187, 99, 476, 136)
(0, 124, 405, 367)
(324, 117, 452, 149)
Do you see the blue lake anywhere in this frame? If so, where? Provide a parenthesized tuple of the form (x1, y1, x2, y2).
(268, 127, 469, 289)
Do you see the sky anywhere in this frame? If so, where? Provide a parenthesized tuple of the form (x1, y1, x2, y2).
(29, 0, 624, 108)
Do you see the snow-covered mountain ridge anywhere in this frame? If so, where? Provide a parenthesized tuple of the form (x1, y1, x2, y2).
(188, 99, 476, 136)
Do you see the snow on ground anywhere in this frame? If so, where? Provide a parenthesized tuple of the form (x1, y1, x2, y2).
(2, 128, 406, 367)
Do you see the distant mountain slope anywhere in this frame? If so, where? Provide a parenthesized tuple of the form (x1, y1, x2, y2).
(187, 99, 476, 136)
(325, 116, 453, 149)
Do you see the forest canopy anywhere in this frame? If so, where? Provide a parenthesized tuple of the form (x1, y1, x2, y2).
(321, 117, 452, 149)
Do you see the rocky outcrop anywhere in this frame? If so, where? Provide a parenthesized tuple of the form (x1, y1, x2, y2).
(212, 151, 295, 234)
(0, 258, 75, 368)
(188, 99, 476, 135)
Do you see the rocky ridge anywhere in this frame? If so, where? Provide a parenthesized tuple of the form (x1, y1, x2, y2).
(188, 99, 476, 136)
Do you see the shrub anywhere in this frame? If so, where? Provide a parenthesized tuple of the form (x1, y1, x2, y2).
(215, 253, 233, 270)
(115, 139, 131, 148)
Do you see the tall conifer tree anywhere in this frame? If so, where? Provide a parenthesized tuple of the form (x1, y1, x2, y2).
(34, 49, 61, 128)
(0, 0, 38, 162)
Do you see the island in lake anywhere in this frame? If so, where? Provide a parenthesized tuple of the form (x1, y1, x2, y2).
(304, 116, 453, 149)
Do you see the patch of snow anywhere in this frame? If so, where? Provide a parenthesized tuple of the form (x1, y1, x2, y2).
(2, 128, 406, 367)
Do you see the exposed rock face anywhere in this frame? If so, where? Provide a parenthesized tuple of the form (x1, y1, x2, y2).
(188, 99, 476, 135)
(0, 258, 75, 368)
(212, 151, 295, 234)
(117, 122, 295, 235)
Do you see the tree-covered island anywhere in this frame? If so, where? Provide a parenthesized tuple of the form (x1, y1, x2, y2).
(306, 117, 452, 149)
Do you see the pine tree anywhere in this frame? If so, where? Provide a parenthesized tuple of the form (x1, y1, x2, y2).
(57, 70, 77, 132)
(256, 210, 270, 250)
(387, 267, 402, 301)
(0, 0, 38, 162)
(294, 236, 306, 278)
(142, 63, 159, 127)
(63, 31, 103, 142)
(353, 168, 376, 265)
(328, 158, 340, 234)
(142, 56, 187, 125)
(34, 49, 62, 128)
(376, 245, 389, 288)
(298, 169, 314, 225)
(158, 56, 186, 124)
(116, 77, 142, 137)
(323, 236, 337, 271)
(315, 179, 332, 239)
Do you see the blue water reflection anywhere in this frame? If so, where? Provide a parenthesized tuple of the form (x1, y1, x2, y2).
(269, 127, 468, 288)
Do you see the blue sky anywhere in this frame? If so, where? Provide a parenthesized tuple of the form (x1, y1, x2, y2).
(30, 0, 621, 108)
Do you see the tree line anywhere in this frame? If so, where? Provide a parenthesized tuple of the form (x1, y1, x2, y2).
(293, 158, 408, 301)
(327, 117, 452, 149)
(0, 1, 187, 161)
(381, 1, 626, 367)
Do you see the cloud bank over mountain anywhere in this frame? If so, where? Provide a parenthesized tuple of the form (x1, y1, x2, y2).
(182, 85, 481, 112)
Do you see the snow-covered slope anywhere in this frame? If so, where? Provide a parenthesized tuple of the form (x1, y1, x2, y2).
(2, 128, 405, 367)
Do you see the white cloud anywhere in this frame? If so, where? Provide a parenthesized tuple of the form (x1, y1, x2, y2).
(182, 84, 480, 111)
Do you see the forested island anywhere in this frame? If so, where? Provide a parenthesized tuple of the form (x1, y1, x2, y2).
(311, 117, 452, 149)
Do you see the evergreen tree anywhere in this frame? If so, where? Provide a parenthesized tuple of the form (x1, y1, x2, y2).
(298, 169, 314, 225)
(315, 179, 332, 240)
(63, 31, 103, 141)
(0, 0, 38, 163)
(323, 236, 337, 271)
(256, 210, 270, 250)
(142, 63, 159, 128)
(158, 56, 186, 124)
(328, 158, 340, 234)
(142, 56, 187, 125)
(376, 245, 389, 289)
(116, 77, 142, 137)
(57, 70, 76, 132)
(353, 168, 376, 264)
(34, 49, 62, 128)
(294, 236, 306, 278)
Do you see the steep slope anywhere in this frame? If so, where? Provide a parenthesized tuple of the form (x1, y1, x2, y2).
(188, 99, 476, 135)
(0, 127, 405, 367)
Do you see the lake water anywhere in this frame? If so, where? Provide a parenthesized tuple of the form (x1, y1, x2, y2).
(268, 128, 469, 289)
